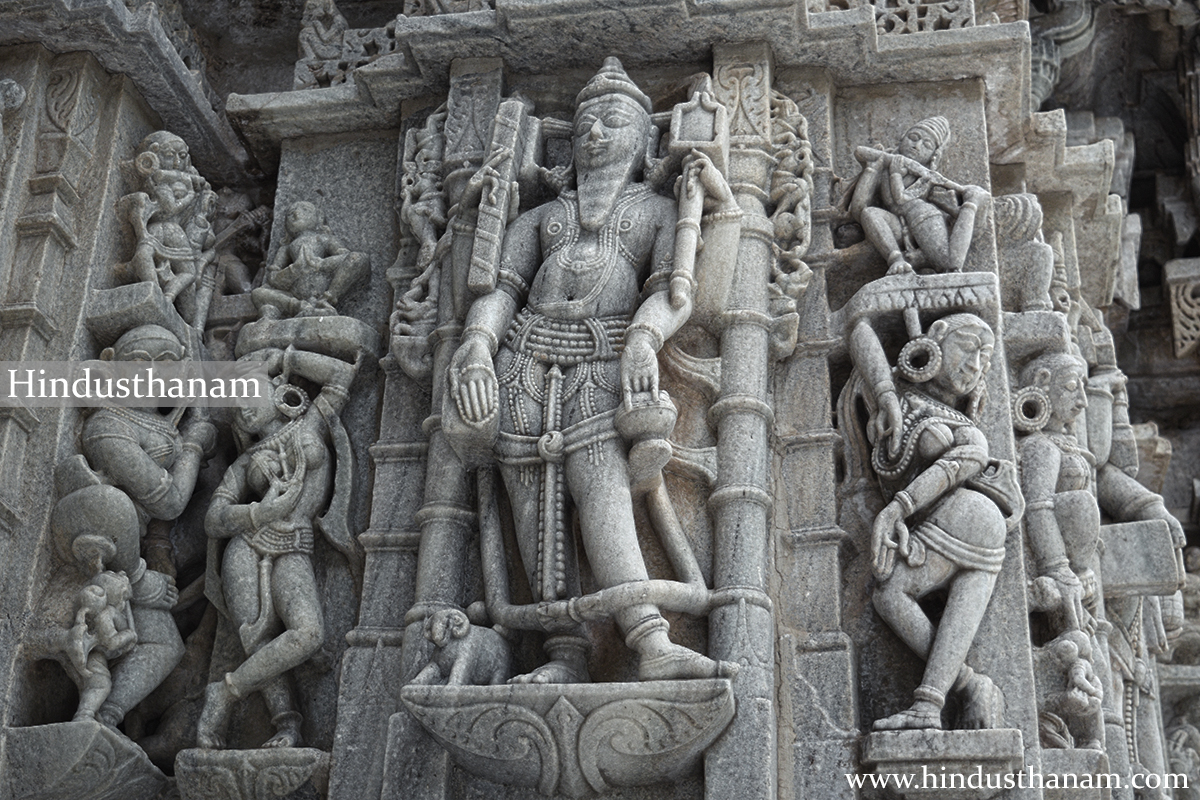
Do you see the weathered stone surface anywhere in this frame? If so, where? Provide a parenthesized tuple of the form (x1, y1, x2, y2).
(2, 2, 1199, 800)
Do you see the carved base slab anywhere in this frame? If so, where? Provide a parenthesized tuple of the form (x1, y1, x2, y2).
(234, 315, 380, 361)
(861, 728, 1024, 799)
(2, 720, 171, 800)
(174, 747, 330, 800)
(86, 282, 192, 348)
(399, 679, 735, 798)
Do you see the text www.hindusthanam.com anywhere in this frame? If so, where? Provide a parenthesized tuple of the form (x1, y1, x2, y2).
(846, 766, 1189, 791)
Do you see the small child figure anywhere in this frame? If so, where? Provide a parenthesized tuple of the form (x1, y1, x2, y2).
(67, 570, 138, 724)
(1046, 630, 1104, 750)
(251, 201, 369, 319)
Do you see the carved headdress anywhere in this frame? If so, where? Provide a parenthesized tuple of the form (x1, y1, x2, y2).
(904, 116, 951, 170)
(576, 57, 652, 114)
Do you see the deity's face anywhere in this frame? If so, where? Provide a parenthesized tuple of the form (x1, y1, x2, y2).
(573, 95, 648, 173)
(898, 127, 937, 165)
(934, 327, 991, 398)
(152, 134, 190, 172)
(1045, 362, 1088, 426)
(286, 202, 320, 236)
(111, 328, 184, 363)
(236, 399, 280, 435)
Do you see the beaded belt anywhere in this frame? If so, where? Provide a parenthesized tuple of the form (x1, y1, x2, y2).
(506, 308, 630, 366)
(248, 522, 314, 556)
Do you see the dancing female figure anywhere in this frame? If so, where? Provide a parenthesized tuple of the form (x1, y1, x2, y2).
(851, 313, 1021, 730)
(197, 347, 357, 748)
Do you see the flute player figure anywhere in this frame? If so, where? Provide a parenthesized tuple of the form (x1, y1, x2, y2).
(849, 117, 991, 276)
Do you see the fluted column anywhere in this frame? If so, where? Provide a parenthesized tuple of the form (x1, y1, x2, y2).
(706, 41, 778, 800)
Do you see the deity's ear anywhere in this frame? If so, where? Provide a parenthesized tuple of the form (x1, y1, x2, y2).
(135, 151, 159, 177)
(1034, 367, 1053, 387)
(100, 347, 115, 362)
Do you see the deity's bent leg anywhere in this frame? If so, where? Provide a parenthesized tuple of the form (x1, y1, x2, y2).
(566, 439, 730, 681)
(859, 206, 908, 273)
(226, 553, 324, 695)
(99, 586, 185, 727)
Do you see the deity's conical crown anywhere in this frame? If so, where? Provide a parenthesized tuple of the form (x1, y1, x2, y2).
(576, 57, 652, 114)
(908, 116, 951, 148)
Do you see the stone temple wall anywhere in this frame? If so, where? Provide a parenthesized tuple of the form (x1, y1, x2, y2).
(2, 1, 1200, 799)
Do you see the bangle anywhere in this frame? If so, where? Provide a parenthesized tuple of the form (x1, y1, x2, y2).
(626, 322, 664, 351)
(463, 325, 499, 356)
(961, 202, 978, 213)
(894, 490, 916, 517)
(182, 441, 204, 457)
(702, 209, 743, 223)
(874, 379, 896, 396)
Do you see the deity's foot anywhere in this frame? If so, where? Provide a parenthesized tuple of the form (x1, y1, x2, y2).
(196, 679, 235, 749)
(508, 659, 589, 685)
(873, 701, 943, 731)
(638, 643, 739, 682)
(886, 260, 914, 276)
(263, 711, 303, 749)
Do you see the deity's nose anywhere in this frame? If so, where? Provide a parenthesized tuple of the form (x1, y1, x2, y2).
(589, 118, 605, 139)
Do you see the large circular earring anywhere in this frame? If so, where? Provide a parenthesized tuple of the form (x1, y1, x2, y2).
(897, 337, 941, 383)
(1012, 385, 1051, 433)
(273, 383, 311, 420)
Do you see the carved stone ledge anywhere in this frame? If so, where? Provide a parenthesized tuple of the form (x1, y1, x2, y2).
(861, 728, 1024, 799)
(233, 314, 381, 362)
(2, 720, 171, 800)
(1098, 519, 1180, 598)
(399, 679, 735, 798)
(832, 272, 1000, 334)
(0, 0, 252, 184)
(175, 747, 330, 800)
(1165, 257, 1200, 358)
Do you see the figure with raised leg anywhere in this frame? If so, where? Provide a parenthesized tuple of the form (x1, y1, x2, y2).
(851, 313, 1021, 730)
(197, 347, 358, 749)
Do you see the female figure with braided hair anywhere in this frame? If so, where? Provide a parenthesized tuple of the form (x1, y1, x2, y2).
(849, 117, 991, 275)
(197, 347, 358, 749)
(852, 313, 1022, 730)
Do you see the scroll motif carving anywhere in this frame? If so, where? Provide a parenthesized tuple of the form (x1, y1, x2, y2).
(872, 0, 975, 34)
(1166, 258, 1200, 358)
(714, 62, 770, 143)
(401, 681, 734, 798)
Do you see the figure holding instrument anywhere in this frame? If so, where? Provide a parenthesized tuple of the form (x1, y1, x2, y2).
(849, 116, 991, 276)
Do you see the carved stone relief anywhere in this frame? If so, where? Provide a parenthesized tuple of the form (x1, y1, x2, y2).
(3, 3, 1200, 800)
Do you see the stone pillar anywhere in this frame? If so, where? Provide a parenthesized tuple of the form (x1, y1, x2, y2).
(380, 58, 504, 800)
(706, 41, 778, 800)
(772, 69, 861, 800)
(0, 41, 159, 746)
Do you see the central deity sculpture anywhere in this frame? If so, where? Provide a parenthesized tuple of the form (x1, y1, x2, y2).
(446, 58, 737, 684)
